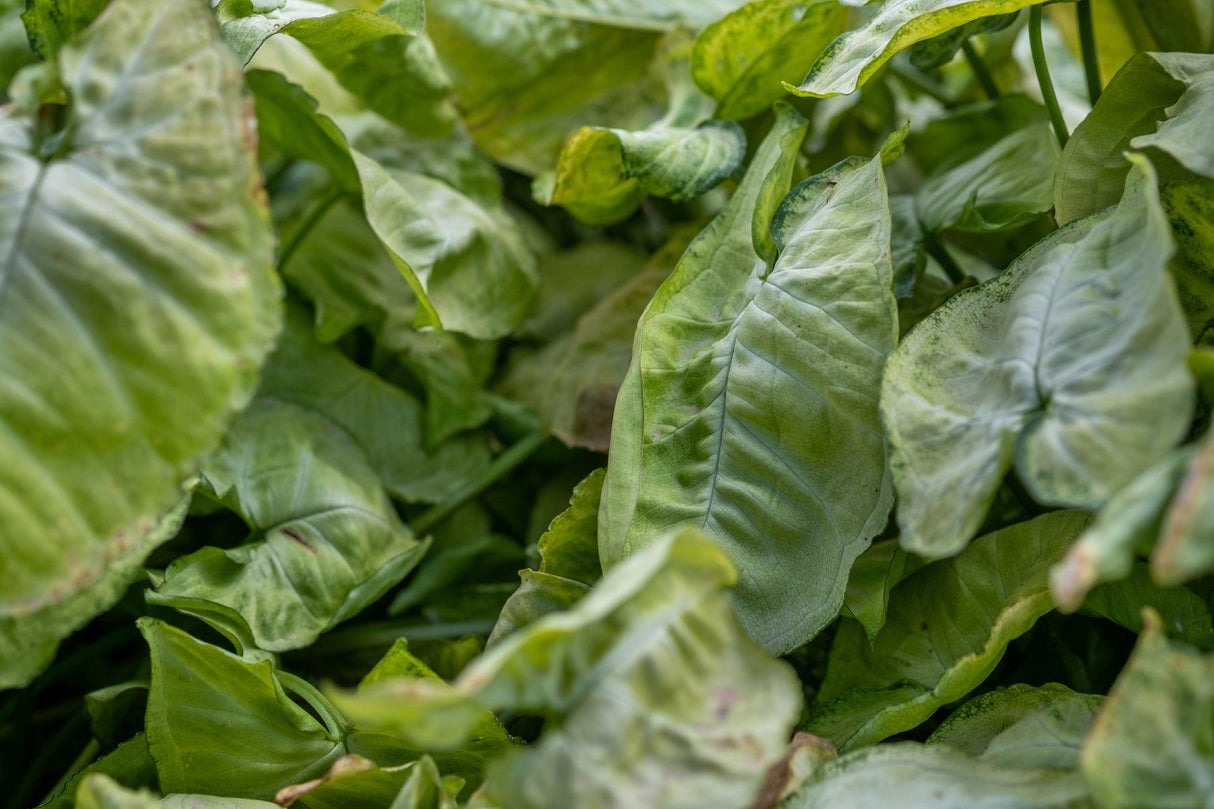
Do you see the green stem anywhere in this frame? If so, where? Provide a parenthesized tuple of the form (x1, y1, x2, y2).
(276, 188, 345, 273)
(278, 671, 347, 741)
(40, 738, 101, 806)
(960, 39, 1000, 100)
(924, 232, 965, 285)
(1076, 0, 1102, 104)
(411, 430, 547, 535)
(1030, 6, 1069, 148)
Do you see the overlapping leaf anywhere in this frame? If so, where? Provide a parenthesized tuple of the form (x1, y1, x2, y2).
(149, 398, 428, 652)
(1056, 51, 1214, 224)
(691, 0, 849, 120)
(807, 511, 1089, 751)
(423, 0, 748, 174)
(882, 159, 1193, 557)
(788, 0, 1050, 98)
(330, 530, 802, 809)
(0, 0, 280, 689)
(599, 106, 899, 654)
(1080, 611, 1214, 809)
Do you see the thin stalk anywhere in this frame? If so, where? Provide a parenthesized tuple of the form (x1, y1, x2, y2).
(278, 671, 348, 741)
(1030, 6, 1070, 148)
(960, 39, 1000, 100)
(924, 232, 965, 285)
(1076, 0, 1102, 104)
(276, 188, 345, 273)
(411, 430, 546, 535)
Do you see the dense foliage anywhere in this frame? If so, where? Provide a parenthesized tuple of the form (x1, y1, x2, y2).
(1, 0, 1212, 807)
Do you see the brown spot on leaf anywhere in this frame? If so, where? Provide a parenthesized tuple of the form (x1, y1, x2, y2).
(280, 527, 316, 552)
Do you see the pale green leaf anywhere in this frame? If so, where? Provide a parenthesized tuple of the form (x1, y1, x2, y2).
(76, 775, 278, 809)
(778, 743, 1095, 809)
(354, 150, 538, 338)
(150, 399, 428, 652)
(539, 120, 744, 226)
(331, 530, 802, 809)
(1056, 52, 1214, 225)
(539, 37, 745, 225)
(1080, 611, 1214, 809)
(276, 756, 459, 809)
(928, 683, 1102, 771)
(691, 0, 849, 120)
(216, 0, 454, 134)
(882, 159, 1193, 557)
(788, 0, 1050, 98)
(916, 122, 1060, 233)
(423, 0, 748, 174)
(256, 307, 492, 504)
(140, 619, 346, 799)
(599, 106, 898, 654)
(1050, 450, 1191, 612)
(1053, 423, 1214, 611)
(0, 0, 281, 688)
(808, 511, 1089, 750)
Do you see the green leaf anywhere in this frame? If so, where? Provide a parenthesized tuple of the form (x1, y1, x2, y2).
(346, 639, 512, 797)
(787, 0, 1050, 98)
(536, 468, 604, 585)
(691, 0, 849, 121)
(330, 529, 802, 809)
(140, 619, 346, 800)
(353, 150, 538, 338)
(539, 120, 744, 226)
(43, 736, 158, 809)
(498, 253, 672, 452)
(276, 755, 459, 809)
(1162, 179, 1214, 345)
(423, 0, 748, 174)
(76, 774, 280, 809)
(882, 159, 1193, 557)
(375, 328, 496, 449)
(1053, 423, 1214, 611)
(1079, 563, 1214, 648)
(908, 12, 1019, 71)
(489, 469, 604, 644)
(246, 69, 358, 190)
(841, 538, 924, 641)
(928, 683, 1102, 771)
(807, 511, 1089, 750)
(255, 308, 492, 504)
(0, 0, 281, 688)
(599, 107, 899, 654)
(916, 122, 1060, 233)
(20, 0, 108, 57)
(1056, 52, 1214, 225)
(778, 743, 1095, 809)
(1080, 610, 1214, 809)
(537, 33, 745, 224)
(150, 398, 428, 652)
